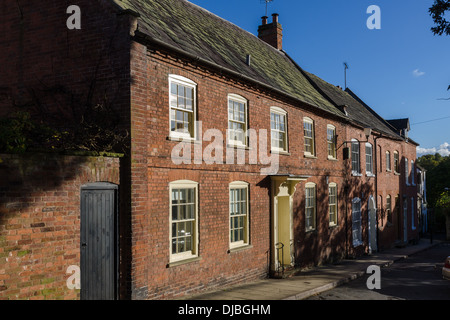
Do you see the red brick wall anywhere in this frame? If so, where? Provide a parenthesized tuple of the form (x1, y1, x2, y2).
(342, 127, 419, 253)
(0, 0, 138, 298)
(374, 136, 404, 249)
(0, 153, 120, 300)
(127, 41, 150, 299)
(137, 47, 351, 298)
(0, 0, 132, 124)
(402, 141, 420, 242)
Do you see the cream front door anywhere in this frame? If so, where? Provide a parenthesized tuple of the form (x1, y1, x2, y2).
(270, 176, 309, 275)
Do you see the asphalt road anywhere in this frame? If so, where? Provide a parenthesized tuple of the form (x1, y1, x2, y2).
(306, 242, 450, 300)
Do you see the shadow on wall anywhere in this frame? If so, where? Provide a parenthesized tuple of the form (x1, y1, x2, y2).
(0, 153, 90, 222)
(0, 152, 121, 299)
(292, 158, 377, 268)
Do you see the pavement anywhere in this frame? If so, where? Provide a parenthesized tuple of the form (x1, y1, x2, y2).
(184, 238, 444, 300)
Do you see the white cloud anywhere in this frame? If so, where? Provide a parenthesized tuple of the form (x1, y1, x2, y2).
(438, 143, 450, 156)
(417, 142, 450, 156)
(412, 69, 425, 77)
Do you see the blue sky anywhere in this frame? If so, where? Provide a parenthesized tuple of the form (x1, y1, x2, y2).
(188, 0, 450, 157)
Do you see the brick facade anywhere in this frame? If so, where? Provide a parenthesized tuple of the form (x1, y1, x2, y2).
(0, 0, 419, 300)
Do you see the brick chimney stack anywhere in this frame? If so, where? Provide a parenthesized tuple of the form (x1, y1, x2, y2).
(258, 13, 283, 50)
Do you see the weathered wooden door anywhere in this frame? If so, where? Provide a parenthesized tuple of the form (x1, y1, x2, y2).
(80, 183, 118, 300)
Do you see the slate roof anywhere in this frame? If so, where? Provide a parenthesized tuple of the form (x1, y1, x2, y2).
(112, 0, 416, 144)
(386, 118, 410, 132)
(112, 0, 341, 116)
(303, 71, 402, 139)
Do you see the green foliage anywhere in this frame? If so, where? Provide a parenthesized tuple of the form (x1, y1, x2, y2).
(0, 111, 33, 153)
(436, 191, 450, 209)
(0, 104, 128, 154)
(0, 111, 65, 153)
(429, 0, 450, 36)
(429, 1, 450, 97)
(417, 153, 450, 208)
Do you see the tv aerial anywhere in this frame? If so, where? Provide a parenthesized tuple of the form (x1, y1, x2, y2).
(260, 0, 274, 17)
(343, 62, 349, 89)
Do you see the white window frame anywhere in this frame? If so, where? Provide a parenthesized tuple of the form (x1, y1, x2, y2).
(229, 181, 250, 249)
(403, 198, 408, 238)
(386, 195, 392, 223)
(386, 151, 391, 172)
(405, 157, 409, 185)
(351, 139, 361, 176)
(411, 160, 415, 185)
(227, 94, 248, 147)
(305, 182, 317, 232)
(303, 117, 315, 156)
(365, 143, 374, 175)
(169, 75, 197, 140)
(169, 180, 199, 263)
(270, 107, 288, 152)
(327, 125, 337, 159)
(394, 151, 399, 174)
(411, 197, 416, 230)
(328, 183, 338, 227)
(352, 197, 363, 247)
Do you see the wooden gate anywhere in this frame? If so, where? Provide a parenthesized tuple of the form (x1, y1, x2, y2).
(80, 183, 118, 300)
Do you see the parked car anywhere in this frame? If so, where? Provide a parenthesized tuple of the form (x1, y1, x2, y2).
(443, 256, 450, 280)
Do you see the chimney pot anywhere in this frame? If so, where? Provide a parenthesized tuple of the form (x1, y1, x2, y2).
(272, 13, 279, 24)
(261, 16, 268, 25)
(258, 14, 283, 50)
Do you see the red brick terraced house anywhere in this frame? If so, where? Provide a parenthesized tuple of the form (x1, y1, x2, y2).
(0, 0, 419, 300)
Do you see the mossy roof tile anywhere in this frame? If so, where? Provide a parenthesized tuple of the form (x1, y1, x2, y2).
(113, 0, 342, 115)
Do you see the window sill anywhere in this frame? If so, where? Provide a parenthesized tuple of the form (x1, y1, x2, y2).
(228, 244, 253, 254)
(304, 154, 317, 159)
(394, 172, 400, 176)
(167, 256, 201, 268)
(227, 144, 252, 150)
(167, 135, 200, 144)
(327, 156, 338, 161)
(328, 223, 338, 229)
(352, 172, 362, 177)
(386, 169, 392, 173)
(366, 173, 376, 177)
(270, 150, 291, 156)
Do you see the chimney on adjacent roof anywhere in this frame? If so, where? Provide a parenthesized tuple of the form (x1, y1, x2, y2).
(258, 13, 283, 50)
